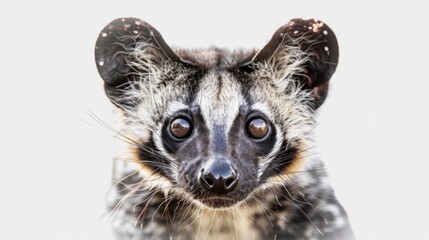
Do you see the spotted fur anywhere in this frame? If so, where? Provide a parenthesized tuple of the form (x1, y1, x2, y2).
(95, 17, 355, 240)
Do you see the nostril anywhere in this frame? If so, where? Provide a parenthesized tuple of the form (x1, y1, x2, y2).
(225, 178, 234, 188)
(203, 176, 214, 187)
(199, 168, 215, 190)
(224, 176, 238, 190)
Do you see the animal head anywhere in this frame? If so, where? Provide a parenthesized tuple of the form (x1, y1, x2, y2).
(95, 17, 338, 209)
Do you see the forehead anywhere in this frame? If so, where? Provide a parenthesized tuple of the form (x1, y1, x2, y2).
(160, 68, 283, 127)
(195, 71, 243, 126)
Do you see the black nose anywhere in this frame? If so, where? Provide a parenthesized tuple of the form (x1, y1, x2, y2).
(199, 159, 239, 194)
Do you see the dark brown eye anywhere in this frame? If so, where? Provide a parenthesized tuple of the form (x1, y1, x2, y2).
(246, 118, 269, 139)
(170, 117, 192, 139)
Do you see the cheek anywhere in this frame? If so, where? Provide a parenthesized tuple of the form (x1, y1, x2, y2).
(175, 137, 206, 183)
(177, 156, 203, 192)
(228, 136, 264, 187)
(175, 137, 206, 162)
(233, 153, 260, 192)
(229, 122, 278, 158)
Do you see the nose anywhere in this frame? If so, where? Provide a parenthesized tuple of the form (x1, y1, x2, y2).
(198, 159, 239, 195)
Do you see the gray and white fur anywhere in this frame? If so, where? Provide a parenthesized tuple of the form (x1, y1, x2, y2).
(94, 17, 355, 240)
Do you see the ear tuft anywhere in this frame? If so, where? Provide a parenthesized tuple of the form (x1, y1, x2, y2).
(252, 18, 339, 109)
(95, 18, 183, 87)
(94, 18, 189, 108)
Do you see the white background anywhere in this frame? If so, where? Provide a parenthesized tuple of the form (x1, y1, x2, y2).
(0, 1, 428, 239)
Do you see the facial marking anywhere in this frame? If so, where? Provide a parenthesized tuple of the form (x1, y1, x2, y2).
(212, 124, 227, 153)
(196, 72, 243, 149)
(165, 101, 190, 117)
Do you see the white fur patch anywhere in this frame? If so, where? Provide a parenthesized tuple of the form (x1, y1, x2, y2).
(195, 72, 244, 146)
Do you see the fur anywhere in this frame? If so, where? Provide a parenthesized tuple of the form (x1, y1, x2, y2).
(94, 17, 355, 240)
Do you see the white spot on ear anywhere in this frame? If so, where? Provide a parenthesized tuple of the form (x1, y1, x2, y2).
(324, 46, 330, 55)
(121, 18, 125, 22)
(124, 23, 131, 28)
(294, 30, 299, 34)
(133, 30, 138, 34)
(101, 32, 107, 37)
(312, 21, 324, 32)
(323, 30, 328, 35)
(308, 26, 313, 30)
(280, 32, 284, 37)
(99, 61, 104, 66)
(288, 21, 295, 26)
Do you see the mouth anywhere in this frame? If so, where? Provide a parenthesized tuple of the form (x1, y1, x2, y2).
(197, 195, 240, 208)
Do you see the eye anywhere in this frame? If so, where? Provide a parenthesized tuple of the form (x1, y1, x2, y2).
(169, 117, 192, 139)
(246, 117, 269, 139)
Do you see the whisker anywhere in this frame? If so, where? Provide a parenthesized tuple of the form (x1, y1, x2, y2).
(203, 211, 216, 240)
(134, 190, 158, 228)
(85, 108, 141, 147)
(282, 192, 324, 236)
(107, 179, 146, 223)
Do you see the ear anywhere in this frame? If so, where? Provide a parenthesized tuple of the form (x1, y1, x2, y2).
(94, 18, 186, 108)
(251, 18, 339, 109)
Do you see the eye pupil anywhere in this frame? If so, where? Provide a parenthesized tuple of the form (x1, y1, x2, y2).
(170, 118, 192, 139)
(246, 118, 269, 139)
